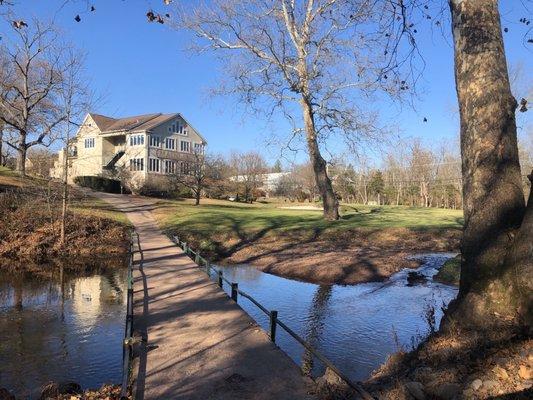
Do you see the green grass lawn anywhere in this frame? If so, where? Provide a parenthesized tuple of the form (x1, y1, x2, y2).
(156, 198, 464, 239)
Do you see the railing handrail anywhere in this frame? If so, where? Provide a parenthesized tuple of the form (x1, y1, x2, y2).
(171, 235, 374, 400)
(120, 230, 138, 399)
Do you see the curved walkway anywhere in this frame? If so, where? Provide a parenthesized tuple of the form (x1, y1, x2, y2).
(94, 192, 315, 400)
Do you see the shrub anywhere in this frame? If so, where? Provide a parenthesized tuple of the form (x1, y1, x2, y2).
(74, 176, 122, 193)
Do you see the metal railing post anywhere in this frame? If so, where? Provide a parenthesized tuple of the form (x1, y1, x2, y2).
(183, 242, 187, 254)
(269, 310, 278, 343)
(205, 261, 210, 275)
(231, 283, 238, 302)
(195, 252, 200, 265)
(218, 270, 223, 287)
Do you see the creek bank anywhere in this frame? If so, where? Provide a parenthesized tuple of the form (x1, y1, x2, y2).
(169, 227, 461, 285)
(0, 383, 127, 400)
(0, 173, 129, 272)
(361, 329, 532, 400)
(433, 254, 461, 286)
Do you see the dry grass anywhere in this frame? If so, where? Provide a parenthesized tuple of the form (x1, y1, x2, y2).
(0, 167, 129, 270)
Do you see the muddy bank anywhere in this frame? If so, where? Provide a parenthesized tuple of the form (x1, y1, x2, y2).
(0, 383, 127, 400)
(175, 227, 461, 285)
(363, 329, 532, 400)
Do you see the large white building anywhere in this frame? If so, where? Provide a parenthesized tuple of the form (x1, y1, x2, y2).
(51, 112, 207, 188)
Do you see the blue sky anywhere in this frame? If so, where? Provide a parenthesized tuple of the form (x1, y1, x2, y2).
(5, 0, 532, 166)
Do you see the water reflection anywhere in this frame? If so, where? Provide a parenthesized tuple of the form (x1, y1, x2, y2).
(219, 253, 458, 382)
(0, 266, 127, 399)
(302, 285, 332, 376)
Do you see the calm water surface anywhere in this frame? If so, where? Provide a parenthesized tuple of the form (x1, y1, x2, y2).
(0, 254, 456, 397)
(0, 268, 127, 399)
(218, 253, 458, 381)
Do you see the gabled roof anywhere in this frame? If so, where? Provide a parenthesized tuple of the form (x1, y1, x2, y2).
(89, 113, 117, 131)
(86, 112, 207, 144)
(134, 113, 178, 131)
(98, 113, 162, 133)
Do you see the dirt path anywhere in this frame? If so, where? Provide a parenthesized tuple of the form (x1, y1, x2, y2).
(93, 192, 314, 400)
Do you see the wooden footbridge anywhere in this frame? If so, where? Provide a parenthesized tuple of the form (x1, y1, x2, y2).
(94, 192, 373, 400)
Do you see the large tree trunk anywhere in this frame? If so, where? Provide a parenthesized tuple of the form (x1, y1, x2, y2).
(16, 145, 27, 175)
(195, 186, 201, 205)
(0, 126, 3, 166)
(301, 98, 339, 221)
(446, 0, 529, 329)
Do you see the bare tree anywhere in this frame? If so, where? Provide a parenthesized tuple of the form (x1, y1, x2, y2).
(0, 18, 69, 175)
(176, 0, 409, 220)
(229, 151, 268, 203)
(0, 121, 4, 166)
(58, 49, 91, 245)
(446, 0, 532, 330)
(169, 148, 222, 205)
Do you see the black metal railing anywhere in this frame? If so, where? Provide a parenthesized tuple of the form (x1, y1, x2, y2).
(172, 235, 374, 400)
(120, 230, 138, 399)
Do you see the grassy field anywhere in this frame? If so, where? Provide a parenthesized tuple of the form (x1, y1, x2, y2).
(154, 198, 463, 284)
(157, 198, 463, 238)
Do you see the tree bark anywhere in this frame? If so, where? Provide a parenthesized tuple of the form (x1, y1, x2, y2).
(447, 0, 529, 329)
(195, 187, 201, 205)
(301, 98, 338, 221)
(16, 145, 27, 176)
(60, 149, 69, 245)
(0, 126, 3, 166)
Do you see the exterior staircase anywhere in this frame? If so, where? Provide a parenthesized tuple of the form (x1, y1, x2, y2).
(103, 150, 125, 170)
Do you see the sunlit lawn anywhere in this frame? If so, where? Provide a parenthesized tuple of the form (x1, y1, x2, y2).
(156, 197, 464, 239)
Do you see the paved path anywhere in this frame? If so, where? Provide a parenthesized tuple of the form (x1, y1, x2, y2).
(93, 193, 314, 400)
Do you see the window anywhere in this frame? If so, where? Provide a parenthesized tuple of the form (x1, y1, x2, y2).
(84, 138, 95, 148)
(180, 140, 190, 152)
(165, 137, 175, 150)
(129, 134, 144, 146)
(149, 158, 160, 173)
(194, 143, 203, 153)
(149, 135, 160, 147)
(180, 161, 190, 175)
(129, 158, 144, 171)
(165, 160, 175, 174)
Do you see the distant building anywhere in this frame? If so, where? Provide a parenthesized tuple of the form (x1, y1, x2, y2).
(51, 112, 207, 187)
(230, 172, 290, 197)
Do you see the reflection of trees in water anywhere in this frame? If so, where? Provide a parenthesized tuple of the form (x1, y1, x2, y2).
(301, 285, 332, 376)
(0, 265, 126, 395)
(102, 270, 123, 299)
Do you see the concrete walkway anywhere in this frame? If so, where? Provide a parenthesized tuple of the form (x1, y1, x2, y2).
(94, 193, 314, 400)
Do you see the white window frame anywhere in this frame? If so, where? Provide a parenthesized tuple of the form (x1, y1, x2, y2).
(193, 143, 203, 153)
(180, 161, 190, 175)
(180, 140, 190, 153)
(149, 135, 160, 148)
(84, 137, 95, 148)
(165, 137, 175, 150)
(149, 158, 160, 173)
(129, 158, 144, 171)
(129, 134, 145, 146)
(164, 160, 175, 174)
